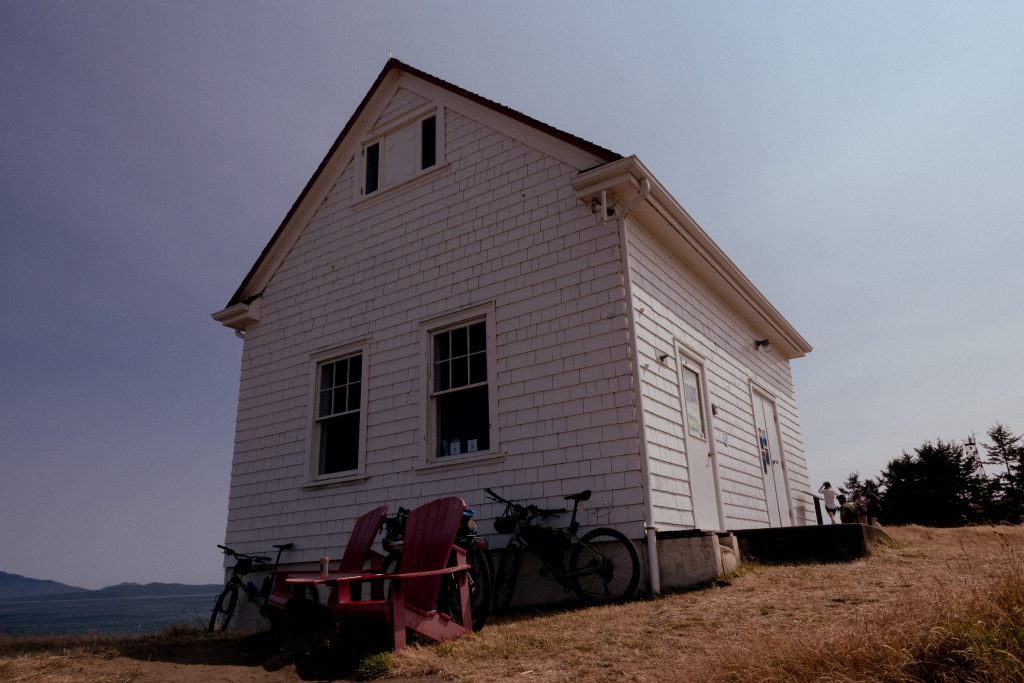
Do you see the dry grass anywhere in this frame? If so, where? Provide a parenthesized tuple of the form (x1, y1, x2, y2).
(390, 524, 1024, 682)
(1, 525, 1021, 681)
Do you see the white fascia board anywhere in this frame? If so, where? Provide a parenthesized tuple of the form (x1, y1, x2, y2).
(573, 157, 812, 359)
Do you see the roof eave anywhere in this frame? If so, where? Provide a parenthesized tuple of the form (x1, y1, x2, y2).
(573, 156, 812, 360)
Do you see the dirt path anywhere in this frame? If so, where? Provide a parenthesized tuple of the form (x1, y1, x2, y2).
(1, 524, 1020, 682)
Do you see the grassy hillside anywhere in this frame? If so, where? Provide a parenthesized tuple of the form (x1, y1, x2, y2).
(0, 524, 1021, 682)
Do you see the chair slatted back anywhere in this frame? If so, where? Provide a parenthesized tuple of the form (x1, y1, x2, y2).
(339, 505, 388, 573)
(399, 497, 465, 611)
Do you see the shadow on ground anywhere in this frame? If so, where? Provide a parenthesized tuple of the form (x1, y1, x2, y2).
(120, 613, 398, 681)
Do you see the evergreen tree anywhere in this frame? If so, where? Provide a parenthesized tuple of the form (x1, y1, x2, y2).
(985, 423, 1024, 522)
(879, 439, 987, 526)
(985, 423, 1023, 483)
(839, 472, 864, 497)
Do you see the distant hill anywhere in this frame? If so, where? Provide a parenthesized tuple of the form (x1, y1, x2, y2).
(0, 571, 87, 600)
(74, 582, 223, 600)
(0, 572, 222, 603)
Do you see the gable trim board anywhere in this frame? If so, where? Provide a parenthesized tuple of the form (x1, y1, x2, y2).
(212, 60, 813, 599)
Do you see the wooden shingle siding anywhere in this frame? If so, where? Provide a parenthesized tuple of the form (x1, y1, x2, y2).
(625, 218, 810, 530)
(224, 104, 643, 564)
(372, 87, 431, 129)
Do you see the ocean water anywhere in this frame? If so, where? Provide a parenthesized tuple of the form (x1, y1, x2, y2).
(0, 592, 219, 637)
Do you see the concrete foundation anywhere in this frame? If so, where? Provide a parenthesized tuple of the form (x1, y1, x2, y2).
(656, 530, 740, 591)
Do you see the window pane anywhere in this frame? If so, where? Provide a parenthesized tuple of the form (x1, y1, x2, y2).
(348, 355, 362, 382)
(469, 322, 486, 353)
(320, 413, 359, 473)
(681, 367, 704, 438)
(334, 387, 348, 413)
(320, 364, 334, 391)
(433, 331, 450, 362)
(434, 360, 450, 392)
(365, 143, 379, 194)
(421, 116, 436, 169)
(436, 385, 489, 457)
(347, 383, 360, 410)
(335, 358, 348, 387)
(319, 389, 332, 418)
(469, 352, 486, 384)
(451, 356, 468, 388)
(451, 325, 468, 358)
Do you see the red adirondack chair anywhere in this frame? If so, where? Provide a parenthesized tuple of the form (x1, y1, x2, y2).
(269, 504, 388, 611)
(298, 496, 471, 650)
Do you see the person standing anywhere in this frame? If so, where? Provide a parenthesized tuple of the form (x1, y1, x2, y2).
(818, 482, 839, 523)
(854, 490, 869, 525)
(838, 495, 859, 524)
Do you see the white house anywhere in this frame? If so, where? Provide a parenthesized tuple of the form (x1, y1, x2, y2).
(213, 60, 813, 594)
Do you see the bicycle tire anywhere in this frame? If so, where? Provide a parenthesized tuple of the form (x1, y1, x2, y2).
(208, 582, 239, 633)
(568, 528, 640, 604)
(467, 547, 493, 630)
(492, 545, 523, 614)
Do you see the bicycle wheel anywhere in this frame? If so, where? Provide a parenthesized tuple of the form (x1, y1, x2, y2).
(568, 528, 640, 603)
(491, 545, 523, 614)
(208, 583, 239, 633)
(467, 547, 493, 630)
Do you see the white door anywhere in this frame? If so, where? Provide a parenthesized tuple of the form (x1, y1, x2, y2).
(751, 389, 791, 527)
(677, 349, 721, 530)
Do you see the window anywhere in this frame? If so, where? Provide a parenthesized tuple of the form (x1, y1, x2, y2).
(680, 366, 705, 439)
(315, 353, 363, 474)
(364, 142, 380, 195)
(357, 108, 443, 200)
(431, 320, 489, 457)
(421, 115, 436, 169)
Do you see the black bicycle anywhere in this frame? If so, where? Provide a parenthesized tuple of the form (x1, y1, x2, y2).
(381, 505, 493, 631)
(485, 488, 640, 613)
(208, 543, 304, 632)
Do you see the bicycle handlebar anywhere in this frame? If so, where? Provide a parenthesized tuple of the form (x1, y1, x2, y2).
(485, 488, 568, 518)
(217, 544, 272, 564)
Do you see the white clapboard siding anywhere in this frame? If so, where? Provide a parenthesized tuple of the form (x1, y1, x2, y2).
(625, 217, 811, 530)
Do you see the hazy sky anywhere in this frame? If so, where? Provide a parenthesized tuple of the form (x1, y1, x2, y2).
(2, 2, 1021, 589)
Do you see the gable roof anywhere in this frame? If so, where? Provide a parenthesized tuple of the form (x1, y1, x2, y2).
(213, 60, 810, 359)
(220, 59, 621, 309)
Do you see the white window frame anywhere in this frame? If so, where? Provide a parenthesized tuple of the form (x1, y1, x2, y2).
(356, 105, 445, 202)
(307, 340, 370, 484)
(418, 303, 499, 468)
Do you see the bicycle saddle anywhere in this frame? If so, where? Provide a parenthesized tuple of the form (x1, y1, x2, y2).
(564, 490, 592, 503)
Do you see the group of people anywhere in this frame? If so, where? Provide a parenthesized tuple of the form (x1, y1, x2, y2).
(817, 482, 881, 525)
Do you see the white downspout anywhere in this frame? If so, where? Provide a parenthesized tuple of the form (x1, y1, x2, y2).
(608, 178, 661, 595)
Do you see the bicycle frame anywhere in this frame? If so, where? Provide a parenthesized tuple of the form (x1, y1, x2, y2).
(209, 542, 293, 632)
(486, 487, 640, 610)
(502, 509, 594, 586)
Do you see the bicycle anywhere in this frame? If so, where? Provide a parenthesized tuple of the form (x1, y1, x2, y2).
(381, 505, 493, 631)
(208, 542, 310, 632)
(484, 487, 640, 613)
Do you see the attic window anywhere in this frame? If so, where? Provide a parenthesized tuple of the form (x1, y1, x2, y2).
(364, 142, 380, 195)
(358, 108, 443, 200)
(421, 115, 436, 169)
